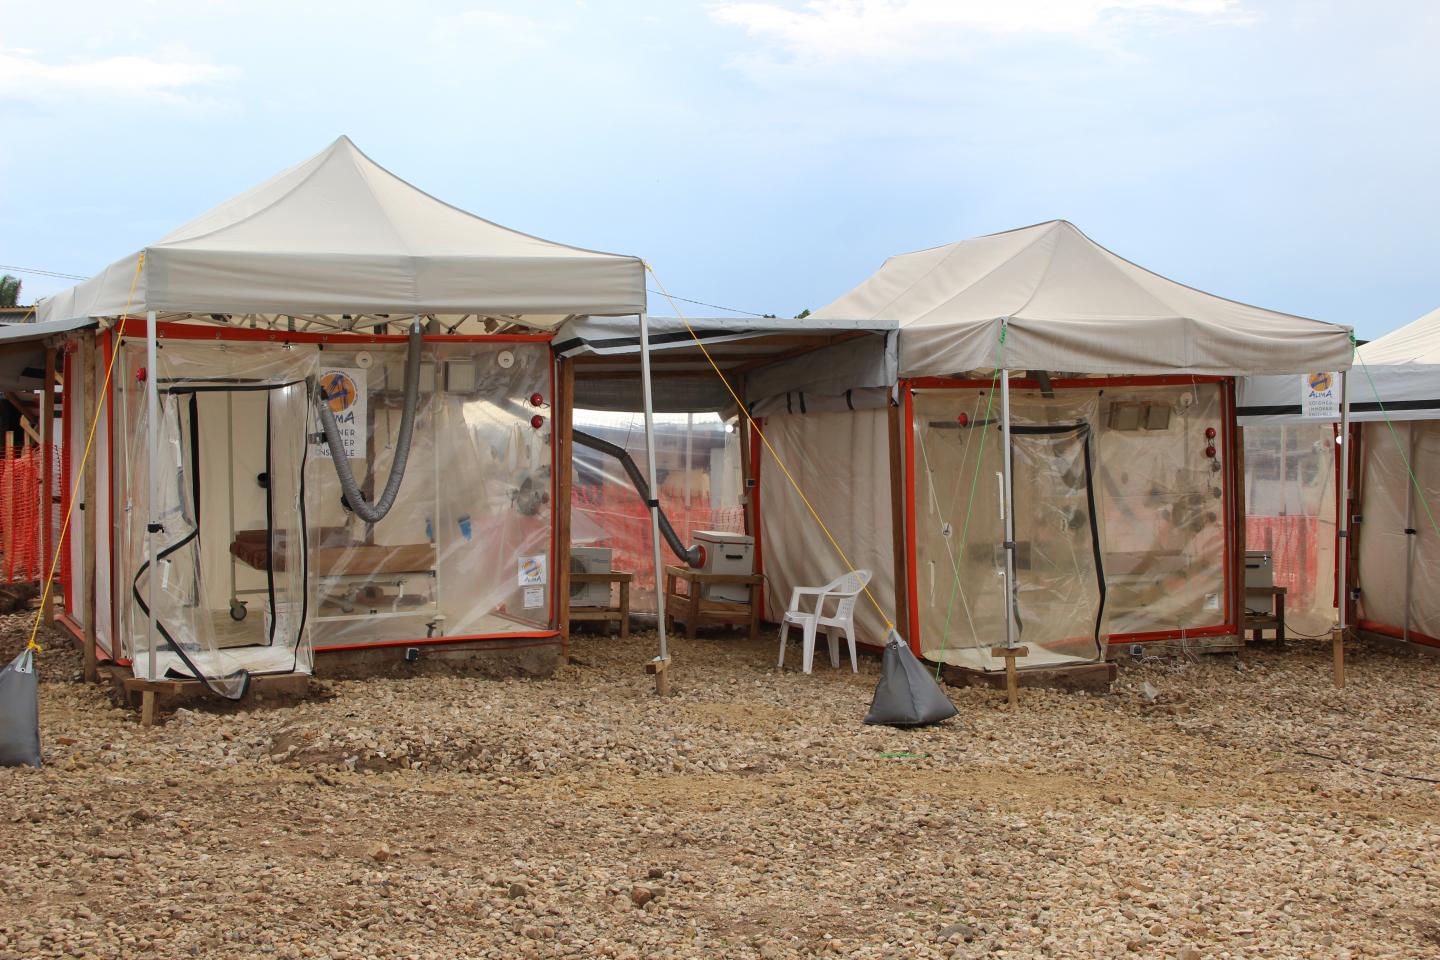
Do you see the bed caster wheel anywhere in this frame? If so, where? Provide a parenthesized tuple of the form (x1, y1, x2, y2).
(229, 600, 248, 622)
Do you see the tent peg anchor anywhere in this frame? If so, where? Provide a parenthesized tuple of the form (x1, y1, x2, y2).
(990, 645, 1030, 709)
(645, 655, 672, 696)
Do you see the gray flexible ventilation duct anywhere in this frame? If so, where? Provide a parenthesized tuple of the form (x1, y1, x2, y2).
(315, 321, 423, 524)
(572, 429, 703, 567)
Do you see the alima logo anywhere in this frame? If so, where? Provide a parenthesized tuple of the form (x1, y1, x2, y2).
(1308, 371, 1333, 394)
(320, 371, 359, 413)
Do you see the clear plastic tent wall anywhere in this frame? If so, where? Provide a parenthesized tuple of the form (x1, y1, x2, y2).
(1242, 425, 1339, 637)
(1356, 420, 1440, 643)
(114, 333, 554, 689)
(911, 383, 1230, 670)
(571, 409, 744, 612)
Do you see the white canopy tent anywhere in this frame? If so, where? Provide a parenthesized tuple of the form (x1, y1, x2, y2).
(1239, 308, 1440, 649)
(759, 220, 1358, 670)
(35, 136, 682, 696)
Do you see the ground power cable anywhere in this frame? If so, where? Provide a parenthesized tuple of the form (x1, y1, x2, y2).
(644, 264, 896, 634)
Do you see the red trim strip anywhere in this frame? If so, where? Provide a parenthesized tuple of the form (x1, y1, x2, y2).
(902, 383, 921, 656)
(1357, 619, 1440, 649)
(316, 631, 561, 654)
(1220, 378, 1235, 631)
(1107, 624, 1236, 643)
(547, 355, 559, 631)
(55, 613, 83, 641)
(115, 318, 552, 345)
(909, 374, 1230, 390)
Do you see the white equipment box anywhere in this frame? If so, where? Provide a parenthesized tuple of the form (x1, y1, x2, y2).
(693, 530, 754, 603)
(570, 547, 614, 607)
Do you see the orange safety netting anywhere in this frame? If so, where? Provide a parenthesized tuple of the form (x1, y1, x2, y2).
(573, 483, 744, 609)
(1246, 515, 1329, 613)
(0, 444, 45, 583)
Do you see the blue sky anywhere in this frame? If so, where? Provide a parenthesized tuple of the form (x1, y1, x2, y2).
(1, 0, 1436, 338)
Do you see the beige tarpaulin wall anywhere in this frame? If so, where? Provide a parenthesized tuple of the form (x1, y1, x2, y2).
(1357, 421, 1440, 644)
(757, 411, 897, 646)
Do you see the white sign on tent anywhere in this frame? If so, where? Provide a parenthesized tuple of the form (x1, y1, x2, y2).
(316, 367, 367, 459)
(1301, 371, 1340, 419)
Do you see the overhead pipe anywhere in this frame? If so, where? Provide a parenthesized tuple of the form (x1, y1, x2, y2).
(572, 428, 703, 567)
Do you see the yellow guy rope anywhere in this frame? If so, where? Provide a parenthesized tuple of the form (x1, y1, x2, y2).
(644, 264, 895, 633)
(24, 253, 144, 652)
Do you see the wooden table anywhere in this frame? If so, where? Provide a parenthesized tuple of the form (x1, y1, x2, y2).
(665, 565, 763, 641)
(569, 571, 633, 639)
(1244, 585, 1287, 642)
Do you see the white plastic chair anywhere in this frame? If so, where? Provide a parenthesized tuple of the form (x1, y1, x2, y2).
(778, 569, 872, 674)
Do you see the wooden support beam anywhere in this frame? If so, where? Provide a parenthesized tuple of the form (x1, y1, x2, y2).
(554, 358, 575, 658)
(738, 385, 755, 539)
(990, 645, 1031, 709)
(39, 347, 55, 624)
(140, 690, 157, 728)
(888, 401, 911, 645)
(81, 335, 99, 682)
(16, 415, 40, 447)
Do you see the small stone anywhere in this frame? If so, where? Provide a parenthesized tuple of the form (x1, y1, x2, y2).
(938, 922, 976, 943)
(647, 867, 665, 880)
(629, 886, 654, 908)
(368, 843, 391, 863)
(507, 881, 529, 899)
(1178, 948, 1201, 960)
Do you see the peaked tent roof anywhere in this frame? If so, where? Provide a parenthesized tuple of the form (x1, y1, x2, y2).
(1357, 307, 1440, 365)
(36, 136, 646, 325)
(812, 219, 1352, 377)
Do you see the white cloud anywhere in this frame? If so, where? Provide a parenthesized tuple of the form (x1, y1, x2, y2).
(0, 48, 228, 101)
(711, 0, 1254, 62)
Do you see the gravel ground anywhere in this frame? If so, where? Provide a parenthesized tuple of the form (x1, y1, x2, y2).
(1, 616, 1437, 960)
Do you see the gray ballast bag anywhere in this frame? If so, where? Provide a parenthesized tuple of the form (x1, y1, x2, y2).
(864, 633, 959, 728)
(0, 648, 41, 768)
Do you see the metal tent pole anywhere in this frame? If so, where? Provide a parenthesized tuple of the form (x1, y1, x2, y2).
(993, 364, 1027, 706)
(638, 311, 671, 694)
(1403, 424, 1416, 644)
(1333, 371, 1351, 687)
(1000, 368, 1017, 650)
(145, 310, 160, 682)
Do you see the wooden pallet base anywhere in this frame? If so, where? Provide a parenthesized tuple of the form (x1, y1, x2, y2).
(939, 660, 1117, 695)
(103, 668, 313, 725)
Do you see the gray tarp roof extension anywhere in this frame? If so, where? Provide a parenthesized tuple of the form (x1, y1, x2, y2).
(812, 220, 1354, 378)
(36, 137, 646, 324)
(556, 315, 896, 413)
(0, 317, 98, 392)
(1239, 307, 1440, 425)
